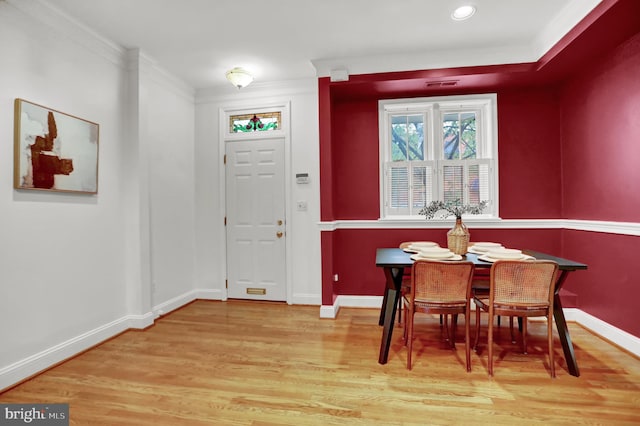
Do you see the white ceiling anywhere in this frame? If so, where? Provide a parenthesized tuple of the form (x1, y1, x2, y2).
(38, 0, 602, 89)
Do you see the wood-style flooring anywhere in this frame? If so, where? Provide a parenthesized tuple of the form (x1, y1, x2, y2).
(1, 300, 639, 425)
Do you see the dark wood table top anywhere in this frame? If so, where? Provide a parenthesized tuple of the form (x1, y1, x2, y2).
(375, 248, 587, 271)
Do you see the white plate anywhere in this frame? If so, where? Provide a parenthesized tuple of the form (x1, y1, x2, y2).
(472, 242, 502, 249)
(417, 246, 451, 253)
(478, 254, 535, 263)
(417, 249, 455, 259)
(409, 241, 439, 247)
(468, 246, 503, 254)
(486, 248, 523, 259)
(411, 254, 463, 261)
(404, 241, 440, 253)
(468, 242, 503, 253)
(407, 242, 439, 251)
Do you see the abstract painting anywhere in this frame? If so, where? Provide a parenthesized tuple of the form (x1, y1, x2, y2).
(13, 99, 99, 194)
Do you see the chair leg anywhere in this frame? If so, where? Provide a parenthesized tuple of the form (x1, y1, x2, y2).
(443, 314, 451, 343)
(451, 314, 458, 349)
(402, 301, 409, 345)
(402, 312, 407, 345)
(474, 305, 481, 350)
(452, 314, 459, 345)
(465, 308, 471, 372)
(548, 313, 555, 378)
(406, 310, 414, 370)
(488, 312, 494, 376)
(509, 316, 515, 343)
(397, 296, 402, 324)
(522, 317, 528, 354)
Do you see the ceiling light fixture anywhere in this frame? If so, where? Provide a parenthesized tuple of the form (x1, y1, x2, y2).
(451, 5, 476, 21)
(226, 67, 253, 89)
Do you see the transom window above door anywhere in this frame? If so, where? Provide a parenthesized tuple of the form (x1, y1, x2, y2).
(229, 112, 281, 133)
(379, 94, 498, 219)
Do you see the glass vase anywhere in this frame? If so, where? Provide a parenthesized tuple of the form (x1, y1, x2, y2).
(447, 217, 470, 255)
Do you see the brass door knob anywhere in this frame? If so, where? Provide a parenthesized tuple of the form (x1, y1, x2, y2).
(276, 231, 284, 238)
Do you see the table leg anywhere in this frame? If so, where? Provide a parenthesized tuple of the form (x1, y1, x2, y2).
(553, 271, 580, 377)
(378, 267, 403, 364)
(379, 287, 389, 326)
(378, 286, 399, 364)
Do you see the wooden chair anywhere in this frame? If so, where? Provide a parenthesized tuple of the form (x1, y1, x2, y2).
(396, 242, 414, 324)
(402, 260, 474, 371)
(468, 242, 503, 326)
(473, 260, 559, 377)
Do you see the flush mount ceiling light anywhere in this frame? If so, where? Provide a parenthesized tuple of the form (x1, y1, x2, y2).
(226, 67, 253, 89)
(451, 5, 476, 21)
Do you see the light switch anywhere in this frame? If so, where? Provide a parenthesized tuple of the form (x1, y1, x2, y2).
(296, 201, 308, 211)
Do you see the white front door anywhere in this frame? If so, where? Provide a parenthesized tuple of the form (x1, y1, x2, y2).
(226, 138, 286, 301)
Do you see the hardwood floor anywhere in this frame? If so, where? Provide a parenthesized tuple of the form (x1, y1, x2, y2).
(1, 300, 639, 425)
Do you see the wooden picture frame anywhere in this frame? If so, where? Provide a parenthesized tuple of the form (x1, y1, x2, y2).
(14, 99, 99, 194)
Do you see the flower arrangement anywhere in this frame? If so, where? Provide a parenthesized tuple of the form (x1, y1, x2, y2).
(419, 200, 488, 219)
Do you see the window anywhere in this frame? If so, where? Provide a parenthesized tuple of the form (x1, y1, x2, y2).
(229, 111, 280, 133)
(379, 94, 497, 218)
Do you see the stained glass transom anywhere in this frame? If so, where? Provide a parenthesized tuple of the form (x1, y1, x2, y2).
(230, 112, 280, 133)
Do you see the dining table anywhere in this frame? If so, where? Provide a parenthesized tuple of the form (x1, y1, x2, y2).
(375, 247, 588, 377)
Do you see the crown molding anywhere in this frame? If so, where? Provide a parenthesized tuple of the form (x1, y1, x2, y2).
(9, 0, 125, 68)
(10, 0, 194, 99)
(532, 0, 603, 59)
(195, 78, 317, 104)
(311, 0, 601, 78)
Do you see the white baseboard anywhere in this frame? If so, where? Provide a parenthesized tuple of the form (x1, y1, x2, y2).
(567, 308, 640, 355)
(152, 289, 224, 317)
(291, 293, 322, 306)
(194, 288, 225, 300)
(0, 288, 222, 392)
(320, 297, 640, 357)
(153, 290, 199, 318)
(0, 312, 154, 392)
(320, 296, 383, 318)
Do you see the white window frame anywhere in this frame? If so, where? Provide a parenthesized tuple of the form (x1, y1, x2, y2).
(379, 94, 499, 220)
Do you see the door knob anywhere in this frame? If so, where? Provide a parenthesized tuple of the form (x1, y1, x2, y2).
(277, 220, 283, 226)
(276, 231, 284, 238)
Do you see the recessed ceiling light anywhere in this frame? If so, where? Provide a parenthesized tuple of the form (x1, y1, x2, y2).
(451, 5, 476, 21)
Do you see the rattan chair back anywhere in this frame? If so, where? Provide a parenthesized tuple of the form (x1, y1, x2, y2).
(475, 259, 559, 377)
(404, 260, 474, 371)
(491, 260, 557, 308)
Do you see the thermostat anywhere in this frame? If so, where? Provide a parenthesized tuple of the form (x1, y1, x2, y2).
(296, 173, 310, 184)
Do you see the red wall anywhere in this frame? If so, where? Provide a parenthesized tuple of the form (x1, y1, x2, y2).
(558, 31, 640, 336)
(331, 99, 380, 219)
(326, 88, 563, 220)
(560, 31, 640, 222)
(562, 230, 638, 336)
(497, 89, 562, 219)
(319, 6, 640, 337)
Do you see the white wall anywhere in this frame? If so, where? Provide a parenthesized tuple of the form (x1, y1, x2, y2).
(145, 66, 197, 311)
(0, 1, 196, 389)
(194, 81, 322, 305)
(0, 0, 317, 391)
(0, 1, 128, 387)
